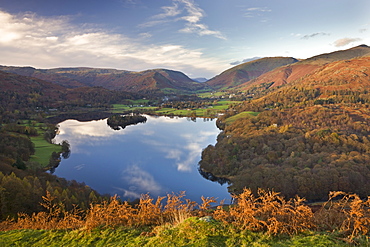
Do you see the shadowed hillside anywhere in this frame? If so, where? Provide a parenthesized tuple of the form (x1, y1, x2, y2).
(0, 70, 66, 98)
(0, 66, 86, 88)
(0, 71, 138, 113)
(0, 66, 210, 94)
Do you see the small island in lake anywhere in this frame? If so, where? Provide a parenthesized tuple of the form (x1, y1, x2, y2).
(107, 114, 147, 130)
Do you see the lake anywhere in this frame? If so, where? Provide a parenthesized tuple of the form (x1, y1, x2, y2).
(53, 115, 231, 204)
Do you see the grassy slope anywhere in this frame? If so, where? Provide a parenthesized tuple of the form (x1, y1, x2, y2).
(29, 135, 61, 166)
(0, 218, 360, 247)
(224, 111, 259, 125)
(15, 121, 62, 167)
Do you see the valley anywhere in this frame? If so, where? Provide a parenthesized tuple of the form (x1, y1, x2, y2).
(1, 44, 370, 245)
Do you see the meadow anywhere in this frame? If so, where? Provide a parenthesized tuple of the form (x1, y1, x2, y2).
(29, 135, 61, 167)
(153, 100, 242, 118)
(9, 121, 62, 168)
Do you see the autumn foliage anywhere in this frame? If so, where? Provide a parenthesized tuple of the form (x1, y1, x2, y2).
(213, 188, 314, 235)
(1, 189, 370, 241)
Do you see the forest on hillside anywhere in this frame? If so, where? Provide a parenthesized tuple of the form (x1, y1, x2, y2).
(200, 57, 370, 201)
(201, 104, 370, 201)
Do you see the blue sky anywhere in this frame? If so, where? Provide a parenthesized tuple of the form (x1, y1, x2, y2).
(0, 0, 369, 78)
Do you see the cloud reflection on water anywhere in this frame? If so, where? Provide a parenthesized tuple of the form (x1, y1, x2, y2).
(175, 130, 219, 172)
(53, 116, 223, 200)
(57, 119, 117, 137)
(55, 116, 219, 198)
(120, 164, 165, 198)
(56, 116, 219, 172)
(56, 116, 218, 172)
(142, 129, 219, 172)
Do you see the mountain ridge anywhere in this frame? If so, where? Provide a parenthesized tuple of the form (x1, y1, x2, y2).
(237, 44, 370, 90)
(0, 66, 210, 94)
(1, 44, 369, 94)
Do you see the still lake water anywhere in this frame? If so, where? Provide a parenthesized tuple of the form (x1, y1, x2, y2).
(53, 115, 230, 204)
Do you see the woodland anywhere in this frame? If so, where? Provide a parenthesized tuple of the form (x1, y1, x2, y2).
(200, 57, 370, 201)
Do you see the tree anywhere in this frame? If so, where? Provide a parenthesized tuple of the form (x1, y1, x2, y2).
(61, 140, 71, 159)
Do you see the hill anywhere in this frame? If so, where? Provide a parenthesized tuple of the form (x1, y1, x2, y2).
(199, 56, 370, 201)
(300, 44, 370, 65)
(238, 44, 370, 90)
(0, 66, 210, 94)
(206, 57, 298, 90)
(0, 66, 86, 88)
(0, 70, 66, 99)
(249, 56, 370, 106)
(0, 70, 138, 113)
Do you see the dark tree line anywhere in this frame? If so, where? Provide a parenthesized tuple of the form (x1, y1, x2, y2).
(0, 169, 104, 219)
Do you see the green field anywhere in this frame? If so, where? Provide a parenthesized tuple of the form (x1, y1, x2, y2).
(211, 100, 242, 110)
(224, 111, 259, 125)
(155, 100, 243, 117)
(112, 104, 157, 113)
(16, 121, 62, 168)
(29, 135, 61, 167)
(155, 108, 199, 116)
(197, 92, 226, 98)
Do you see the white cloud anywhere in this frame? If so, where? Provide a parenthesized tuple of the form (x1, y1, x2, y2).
(244, 7, 272, 18)
(140, 0, 226, 40)
(246, 7, 272, 12)
(291, 33, 302, 37)
(333, 37, 362, 47)
(165, 149, 183, 159)
(138, 32, 152, 38)
(0, 10, 226, 77)
(178, 0, 226, 40)
(121, 0, 142, 8)
(46, 36, 59, 41)
(156, 2, 182, 19)
(138, 19, 168, 28)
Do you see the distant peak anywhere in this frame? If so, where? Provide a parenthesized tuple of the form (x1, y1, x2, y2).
(357, 44, 369, 48)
